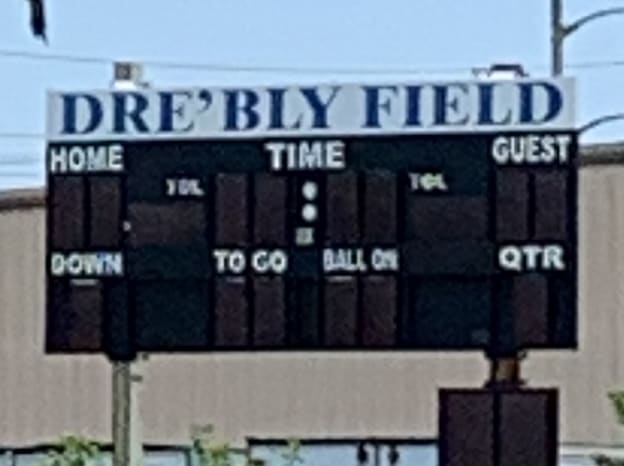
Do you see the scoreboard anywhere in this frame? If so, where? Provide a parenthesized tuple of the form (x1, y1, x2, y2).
(44, 78, 578, 361)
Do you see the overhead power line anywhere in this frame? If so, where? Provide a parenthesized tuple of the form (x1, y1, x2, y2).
(0, 151, 42, 157)
(0, 159, 42, 166)
(0, 48, 469, 75)
(0, 171, 40, 178)
(569, 59, 624, 69)
(2, 47, 624, 74)
(0, 132, 44, 139)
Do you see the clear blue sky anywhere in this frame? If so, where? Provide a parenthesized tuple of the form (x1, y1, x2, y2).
(1, 0, 623, 189)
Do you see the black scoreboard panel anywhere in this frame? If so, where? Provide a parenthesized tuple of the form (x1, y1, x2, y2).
(45, 132, 578, 359)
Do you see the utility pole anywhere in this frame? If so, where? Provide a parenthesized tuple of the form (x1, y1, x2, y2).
(550, 0, 624, 77)
(551, 0, 564, 76)
(110, 62, 148, 466)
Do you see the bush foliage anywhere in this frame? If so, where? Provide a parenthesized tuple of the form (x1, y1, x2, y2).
(39, 426, 301, 466)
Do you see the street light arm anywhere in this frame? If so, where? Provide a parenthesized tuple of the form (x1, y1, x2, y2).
(579, 113, 624, 135)
(564, 7, 624, 36)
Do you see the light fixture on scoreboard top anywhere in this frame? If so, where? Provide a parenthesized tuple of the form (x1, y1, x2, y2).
(45, 77, 576, 142)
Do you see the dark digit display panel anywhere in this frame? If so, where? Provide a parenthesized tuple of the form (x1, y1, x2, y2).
(439, 388, 558, 466)
(45, 132, 578, 359)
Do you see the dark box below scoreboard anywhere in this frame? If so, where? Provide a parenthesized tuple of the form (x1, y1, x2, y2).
(439, 387, 558, 466)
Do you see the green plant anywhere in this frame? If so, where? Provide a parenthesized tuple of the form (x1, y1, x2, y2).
(190, 425, 303, 466)
(191, 424, 244, 466)
(280, 439, 303, 466)
(40, 435, 102, 466)
(594, 454, 624, 466)
(610, 391, 624, 426)
(591, 392, 624, 466)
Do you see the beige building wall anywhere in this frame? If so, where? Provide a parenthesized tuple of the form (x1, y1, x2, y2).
(0, 148, 622, 449)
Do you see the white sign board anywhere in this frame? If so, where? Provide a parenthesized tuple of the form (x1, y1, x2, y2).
(46, 77, 576, 141)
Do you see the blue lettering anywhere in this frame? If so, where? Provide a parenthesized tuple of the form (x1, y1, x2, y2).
(61, 94, 103, 134)
(159, 91, 194, 133)
(268, 88, 286, 129)
(433, 84, 469, 126)
(477, 84, 512, 125)
(300, 87, 340, 128)
(519, 82, 563, 124)
(112, 93, 149, 133)
(363, 86, 398, 128)
(404, 85, 423, 127)
(224, 89, 260, 131)
(197, 89, 213, 113)
(268, 88, 302, 130)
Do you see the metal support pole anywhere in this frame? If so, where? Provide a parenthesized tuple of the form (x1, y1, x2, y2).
(485, 355, 525, 388)
(130, 359, 145, 466)
(551, 0, 564, 76)
(110, 62, 147, 466)
(112, 361, 132, 466)
(112, 358, 145, 466)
